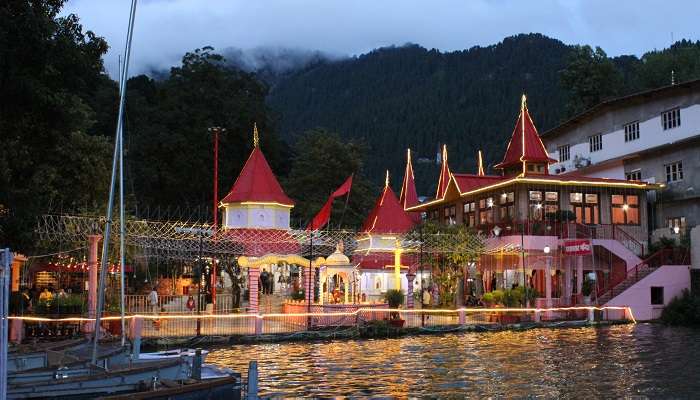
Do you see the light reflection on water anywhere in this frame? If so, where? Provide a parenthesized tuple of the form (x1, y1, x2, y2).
(207, 323, 700, 398)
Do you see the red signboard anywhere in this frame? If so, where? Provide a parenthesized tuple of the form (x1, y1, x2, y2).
(563, 239, 592, 255)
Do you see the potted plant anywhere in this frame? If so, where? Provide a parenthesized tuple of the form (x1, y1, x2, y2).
(582, 278, 593, 305)
(482, 292, 495, 307)
(384, 289, 405, 327)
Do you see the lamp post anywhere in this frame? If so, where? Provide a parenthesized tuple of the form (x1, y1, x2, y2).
(208, 126, 225, 311)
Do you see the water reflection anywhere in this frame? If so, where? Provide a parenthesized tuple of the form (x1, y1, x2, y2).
(207, 324, 700, 398)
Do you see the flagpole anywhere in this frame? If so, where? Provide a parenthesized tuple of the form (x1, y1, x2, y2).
(337, 173, 354, 229)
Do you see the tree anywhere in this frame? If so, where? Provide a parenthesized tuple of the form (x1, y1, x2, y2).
(559, 45, 624, 117)
(124, 47, 289, 217)
(0, 0, 113, 252)
(284, 128, 377, 228)
(409, 222, 484, 306)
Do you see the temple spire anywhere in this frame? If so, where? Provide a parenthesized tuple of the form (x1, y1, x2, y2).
(435, 144, 451, 199)
(477, 150, 485, 176)
(400, 148, 420, 218)
(385, 170, 390, 188)
(253, 123, 260, 147)
(494, 94, 555, 174)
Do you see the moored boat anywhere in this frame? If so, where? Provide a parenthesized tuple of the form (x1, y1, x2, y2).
(96, 376, 242, 400)
(8, 359, 189, 399)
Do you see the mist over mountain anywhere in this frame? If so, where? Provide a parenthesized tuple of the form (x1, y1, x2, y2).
(221, 47, 340, 86)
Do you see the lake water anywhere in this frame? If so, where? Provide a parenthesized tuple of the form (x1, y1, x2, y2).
(207, 323, 700, 398)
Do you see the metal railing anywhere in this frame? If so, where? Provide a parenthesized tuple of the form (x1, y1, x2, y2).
(598, 247, 690, 302)
(115, 306, 634, 339)
(481, 220, 646, 257)
(124, 293, 238, 314)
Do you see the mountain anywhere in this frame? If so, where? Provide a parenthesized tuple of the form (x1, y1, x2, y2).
(266, 34, 573, 194)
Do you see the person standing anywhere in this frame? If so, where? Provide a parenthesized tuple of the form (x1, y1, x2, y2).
(148, 287, 159, 315)
(422, 288, 431, 309)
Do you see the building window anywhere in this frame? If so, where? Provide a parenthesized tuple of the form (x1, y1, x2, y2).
(665, 161, 683, 182)
(479, 197, 493, 225)
(544, 192, 559, 218)
(624, 121, 640, 142)
(463, 202, 476, 227)
(662, 108, 681, 130)
(444, 205, 456, 225)
(611, 194, 639, 225)
(558, 145, 570, 162)
(667, 216, 686, 231)
(625, 170, 641, 181)
(651, 287, 664, 305)
(429, 210, 439, 221)
(528, 191, 543, 220)
(589, 134, 602, 152)
(570, 192, 599, 224)
(499, 192, 515, 221)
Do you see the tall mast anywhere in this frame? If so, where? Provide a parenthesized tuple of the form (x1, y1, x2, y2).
(92, 0, 138, 365)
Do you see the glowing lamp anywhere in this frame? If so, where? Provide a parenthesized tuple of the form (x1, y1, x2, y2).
(492, 225, 502, 237)
(673, 226, 680, 234)
(543, 245, 551, 254)
(622, 204, 629, 211)
(535, 203, 543, 210)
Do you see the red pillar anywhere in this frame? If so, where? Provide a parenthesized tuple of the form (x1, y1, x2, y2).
(406, 273, 415, 309)
(248, 266, 260, 314)
(304, 264, 314, 306)
(86, 235, 101, 333)
(211, 128, 219, 310)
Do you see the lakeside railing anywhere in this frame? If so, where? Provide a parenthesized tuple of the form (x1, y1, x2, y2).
(8, 306, 633, 342)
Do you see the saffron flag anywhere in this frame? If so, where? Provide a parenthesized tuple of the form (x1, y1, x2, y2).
(331, 175, 353, 198)
(307, 198, 333, 231)
(307, 175, 354, 231)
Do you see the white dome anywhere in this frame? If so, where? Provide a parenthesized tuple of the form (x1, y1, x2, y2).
(325, 249, 350, 265)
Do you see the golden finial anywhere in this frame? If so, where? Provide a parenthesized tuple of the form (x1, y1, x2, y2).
(521, 94, 527, 111)
(478, 150, 485, 176)
(442, 144, 448, 164)
(385, 170, 390, 188)
(253, 123, 259, 147)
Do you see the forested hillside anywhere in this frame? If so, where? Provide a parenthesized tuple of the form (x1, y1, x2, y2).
(267, 35, 700, 195)
(267, 34, 572, 193)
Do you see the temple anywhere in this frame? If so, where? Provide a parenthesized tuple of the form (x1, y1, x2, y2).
(354, 171, 417, 302)
(407, 95, 667, 313)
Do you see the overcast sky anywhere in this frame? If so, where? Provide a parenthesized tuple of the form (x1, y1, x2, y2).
(63, 0, 700, 77)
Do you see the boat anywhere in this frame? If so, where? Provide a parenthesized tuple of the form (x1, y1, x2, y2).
(8, 338, 88, 372)
(138, 348, 209, 364)
(8, 341, 130, 383)
(8, 339, 128, 374)
(96, 376, 241, 400)
(8, 359, 190, 399)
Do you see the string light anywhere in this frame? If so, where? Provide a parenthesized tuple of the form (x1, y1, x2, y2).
(8, 306, 635, 322)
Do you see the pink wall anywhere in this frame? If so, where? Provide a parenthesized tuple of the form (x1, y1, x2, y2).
(606, 265, 690, 321)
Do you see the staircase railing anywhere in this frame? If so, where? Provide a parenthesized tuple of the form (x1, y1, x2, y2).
(597, 247, 690, 303)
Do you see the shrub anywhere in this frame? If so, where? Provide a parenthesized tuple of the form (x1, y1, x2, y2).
(491, 290, 504, 305)
(384, 289, 405, 308)
(290, 289, 305, 301)
(482, 292, 494, 305)
(582, 279, 594, 297)
(661, 290, 700, 326)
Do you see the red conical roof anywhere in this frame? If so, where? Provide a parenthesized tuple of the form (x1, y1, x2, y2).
(221, 143, 294, 206)
(399, 149, 422, 223)
(399, 149, 419, 209)
(495, 95, 556, 171)
(362, 172, 415, 234)
(435, 144, 451, 199)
